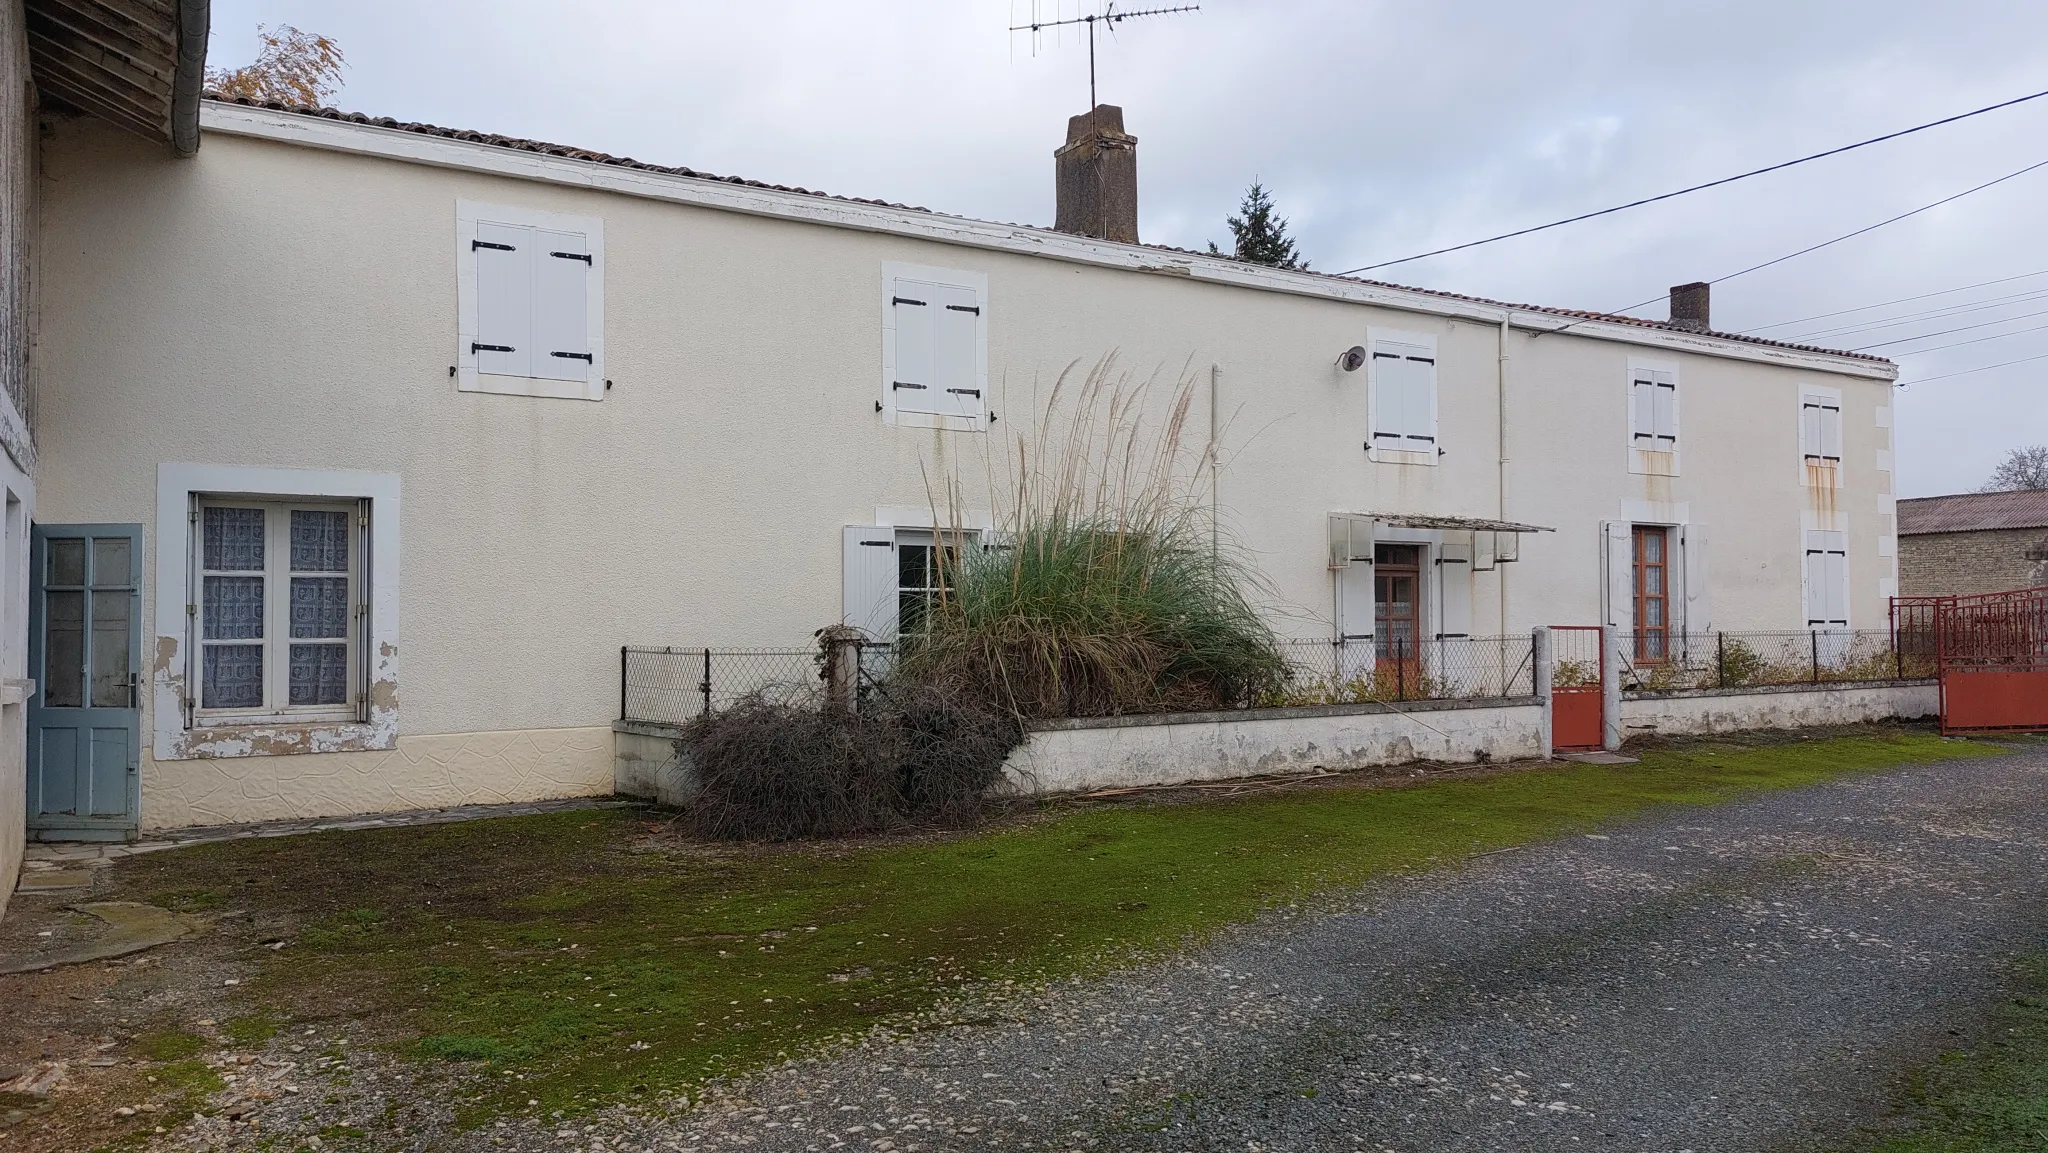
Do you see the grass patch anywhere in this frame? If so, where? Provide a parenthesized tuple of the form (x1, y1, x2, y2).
(1854, 957, 2048, 1151)
(132, 1029, 207, 1062)
(112, 729, 1994, 1123)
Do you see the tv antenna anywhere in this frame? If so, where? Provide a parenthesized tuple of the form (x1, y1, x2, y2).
(1010, 3, 1200, 110)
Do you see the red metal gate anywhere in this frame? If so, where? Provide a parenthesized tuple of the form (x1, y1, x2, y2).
(1896, 586, 2048, 735)
(1551, 625, 1604, 751)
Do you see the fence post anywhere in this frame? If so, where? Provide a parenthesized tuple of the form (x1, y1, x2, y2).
(818, 625, 862, 715)
(1396, 638, 1406, 700)
(1533, 627, 1553, 760)
(619, 646, 628, 721)
(1716, 631, 1727, 689)
(700, 648, 712, 719)
(1811, 630, 1821, 684)
(1601, 625, 1624, 752)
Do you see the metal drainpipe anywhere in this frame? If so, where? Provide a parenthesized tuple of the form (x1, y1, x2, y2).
(1209, 363, 1221, 566)
(1497, 315, 1512, 633)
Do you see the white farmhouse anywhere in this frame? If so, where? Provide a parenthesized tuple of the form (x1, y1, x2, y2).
(0, 3, 1897, 906)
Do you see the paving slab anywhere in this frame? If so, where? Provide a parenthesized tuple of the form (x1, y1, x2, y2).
(0, 903, 201, 974)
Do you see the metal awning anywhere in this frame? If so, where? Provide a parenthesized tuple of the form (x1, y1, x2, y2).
(1337, 512, 1556, 534)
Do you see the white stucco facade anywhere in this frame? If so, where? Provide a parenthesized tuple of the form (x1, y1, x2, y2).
(26, 103, 1897, 830)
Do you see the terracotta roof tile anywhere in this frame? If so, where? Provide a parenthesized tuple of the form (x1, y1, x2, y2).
(203, 96, 1894, 366)
(1897, 489, 2048, 534)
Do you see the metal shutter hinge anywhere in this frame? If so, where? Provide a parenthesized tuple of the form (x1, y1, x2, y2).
(472, 342, 514, 354)
(550, 351, 595, 362)
(549, 251, 593, 263)
(472, 240, 514, 251)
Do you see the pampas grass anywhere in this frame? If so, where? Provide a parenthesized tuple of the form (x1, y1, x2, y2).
(896, 357, 1284, 718)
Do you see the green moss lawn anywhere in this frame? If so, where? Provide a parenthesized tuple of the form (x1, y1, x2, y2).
(115, 728, 1994, 1122)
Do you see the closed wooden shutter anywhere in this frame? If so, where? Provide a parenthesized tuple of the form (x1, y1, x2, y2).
(890, 278, 940, 415)
(1804, 530, 1848, 627)
(1802, 394, 1842, 462)
(474, 222, 532, 378)
(533, 227, 592, 383)
(1651, 371, 1677, 446)
(842, 527, 899, 639)
(1372, 341, 1435, 449)
(931, 282, 983, 419)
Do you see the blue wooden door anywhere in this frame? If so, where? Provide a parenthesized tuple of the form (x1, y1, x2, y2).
(28, 524, 143, 841)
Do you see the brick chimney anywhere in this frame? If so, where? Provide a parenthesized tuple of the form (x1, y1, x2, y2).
(1054, 105, 1138, 244)
(1669, 282, 1710, 332)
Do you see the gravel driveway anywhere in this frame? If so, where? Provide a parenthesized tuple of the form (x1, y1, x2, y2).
(593, 745, 2048, 1153)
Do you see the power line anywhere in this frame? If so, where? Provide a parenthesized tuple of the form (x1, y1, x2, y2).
(1901, 350, 2048, 386)
(1537, 156, 2048, 339)
(1743, 268, 2048, 333)
(1788, 286, 2048, 343)
(1888, 318, 2048, 356)
(1335, 85, 2048, 276)
(1851, 304, 2048, 350)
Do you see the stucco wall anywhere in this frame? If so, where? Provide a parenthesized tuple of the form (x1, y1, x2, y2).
(1618, 680, 1937, 739)
(0, 0, 31, 917)
(1898, 528, 2048, 598)
(29, 112, 1895, 831)
(138, 725, 613, 831)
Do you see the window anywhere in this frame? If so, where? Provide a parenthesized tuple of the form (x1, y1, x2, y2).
(1368, 331, 1438, 461)
(841, 525, 978, 639)
(881, 262, 988, 428)
(895, 531, 962, 637)
(1803, 530, 1848, 629)
(192, 499, 364, 722)
(1630, 366, 1677, 449)
(1374, 543, 1423, 665)
(1633, 526, 1669, 660)
(1800, 390, 1843, 480)
(457, 201, 604, 401)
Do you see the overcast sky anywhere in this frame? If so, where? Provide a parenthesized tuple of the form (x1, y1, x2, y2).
(209, 0, 2048, 497)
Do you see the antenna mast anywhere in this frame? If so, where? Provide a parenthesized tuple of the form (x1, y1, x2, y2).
(1011, 2, 1200, 109)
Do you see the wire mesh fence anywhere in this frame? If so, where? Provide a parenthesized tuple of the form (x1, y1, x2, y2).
(620, 646, 821, 727)
(1252, 635, 1537, 707)
(1615, 629, 1934, 692)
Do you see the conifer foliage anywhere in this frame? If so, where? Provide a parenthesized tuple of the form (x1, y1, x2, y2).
(1209, 181, 1309, 270)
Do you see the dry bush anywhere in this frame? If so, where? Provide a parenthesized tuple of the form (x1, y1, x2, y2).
(678, 687, 1020, 842)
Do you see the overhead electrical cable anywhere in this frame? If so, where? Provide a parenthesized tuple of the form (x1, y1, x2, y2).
(1900, 350, 2048, 385)
(1788, 286, 2048, 342)
(1743, 268, 2048, 333)
(1885, 318, 2048, 356)
(1533, 156, 2048, 340)
(1849, 304, 2048, 350)
(1335, 85, 2048, 275)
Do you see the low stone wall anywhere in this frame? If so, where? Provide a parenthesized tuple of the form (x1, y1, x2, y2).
(614, 721, 692, 808)
(1005, 698, 1545, 796)
(1617, 680, 1938, 739)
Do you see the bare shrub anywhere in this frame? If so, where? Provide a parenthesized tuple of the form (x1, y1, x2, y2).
(678, 687, 1020, 842)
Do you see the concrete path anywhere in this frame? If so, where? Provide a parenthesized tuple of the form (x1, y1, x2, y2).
(622, 747, 2048, 1152)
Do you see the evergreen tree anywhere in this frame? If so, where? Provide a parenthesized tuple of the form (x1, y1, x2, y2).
(1208, 181, 1308, 270)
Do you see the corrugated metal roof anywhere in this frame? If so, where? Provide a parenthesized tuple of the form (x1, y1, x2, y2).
(1897, 489, 2048, 535)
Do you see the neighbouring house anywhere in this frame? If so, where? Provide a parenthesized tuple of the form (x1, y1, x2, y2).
(2, 4, 1901, 903)
(1897, 488, 2048, 597)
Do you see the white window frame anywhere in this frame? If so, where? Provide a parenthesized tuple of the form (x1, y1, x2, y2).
(153, 464, 401, 762)
(1366, 328, 1439, 465)
(191, 497, 363, 726)
(880, 261, 990, 432)
(1626, 356, 1680, 476)
(456, 200, 606, 402)
(1798, 384, 1844, 488)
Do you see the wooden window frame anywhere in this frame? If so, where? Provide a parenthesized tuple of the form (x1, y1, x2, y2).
(1632, 525, 1670, 662)
(190, 496, 366, 727)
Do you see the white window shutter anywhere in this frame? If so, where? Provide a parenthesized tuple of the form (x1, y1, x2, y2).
(932, 283, 983, 419)
(1603, 521, 1633, 628)
(1631, 377, 1655, 442)
(1679, 522, 1709, 635)
(842, 527, 899, 640)
(531, 227, 592, 383)
(1372, 342, 1435, 448)
(1370, 350, 1404, 446)
(1434, 542, 1472, 639)
(1804, 530, 1848, 627)
(1819, 404, 1842, 461)
(1652, 373, 1678, 445)
(474, 221, 532, 378)
(1335, 562, 1376, 679)
(890, 278, 939, 415)
(1409, 354, 1437, 446)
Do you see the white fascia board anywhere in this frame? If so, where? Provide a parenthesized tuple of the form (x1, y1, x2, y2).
(201, 102, 1898, 383)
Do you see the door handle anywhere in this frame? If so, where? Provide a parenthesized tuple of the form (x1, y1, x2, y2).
(127, 672, 141, 710)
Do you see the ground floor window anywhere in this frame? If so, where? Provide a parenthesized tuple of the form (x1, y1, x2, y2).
(1633, 525, 1669, 660)
(1374, 543, 1423, 665)
(193, 497, 365, 722)
(895, 530, 962, 638)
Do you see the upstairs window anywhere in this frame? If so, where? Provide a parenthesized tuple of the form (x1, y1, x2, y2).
(1630, 367, 1678, 450)
(1368, 331, 1438, 461)
(1801, 391, 1843, 467)
(457, 201, 605, 402)
(882, 263, 988, 428)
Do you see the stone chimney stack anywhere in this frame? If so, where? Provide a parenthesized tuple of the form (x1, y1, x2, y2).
(1669, 282, 1711, 332)
(1054, 105, 1138, 244)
